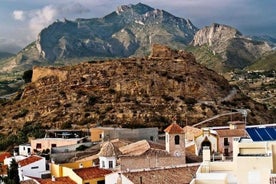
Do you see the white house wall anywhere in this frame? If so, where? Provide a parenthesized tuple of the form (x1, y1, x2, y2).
(19, 157, 46, 181)
(105, 172, 133, 184)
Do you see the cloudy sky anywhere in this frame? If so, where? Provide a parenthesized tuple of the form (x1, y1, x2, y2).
(0, 0, 275, 53)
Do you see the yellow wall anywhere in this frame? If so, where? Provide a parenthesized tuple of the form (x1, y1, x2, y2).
(83, 177, 105, 184)
(50, 160, 95, 177)
(62, 167, 82, 184)
(50, 163, 63, 177)
(90, 128, 103, 142)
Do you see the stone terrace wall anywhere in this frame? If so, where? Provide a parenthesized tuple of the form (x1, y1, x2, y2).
(120, 155, 186, 170)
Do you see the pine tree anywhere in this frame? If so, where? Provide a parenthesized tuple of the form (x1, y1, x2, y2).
(1, 159, 20, 184)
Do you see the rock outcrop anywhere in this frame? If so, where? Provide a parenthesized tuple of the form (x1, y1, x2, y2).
(0, 45, 273, 135)
(192, 23, 272, 69)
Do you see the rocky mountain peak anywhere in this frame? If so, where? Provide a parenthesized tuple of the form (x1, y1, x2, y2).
(116, 3, 154, 15)
(191, 23, 272, 69)
(192, 23, 242, 47)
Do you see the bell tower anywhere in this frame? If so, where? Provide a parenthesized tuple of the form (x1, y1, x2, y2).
(164, 121, 185, 159)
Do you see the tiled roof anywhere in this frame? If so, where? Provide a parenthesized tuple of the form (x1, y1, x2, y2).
(216, 129, 247, 137)
(20, 179, 38, 184)
(36, 176, 77, 184)
(183, 126, 202, 141)
(98, 141, 122, 157)
(0, 164, 8, 175)
(123, 165, 199, 184)
(164, 122, 184, 134)
(0, 152, 11, 162)
(18, 155, 43, 167)
(73, 166, 112, 180)
(119, 140, 165, 156)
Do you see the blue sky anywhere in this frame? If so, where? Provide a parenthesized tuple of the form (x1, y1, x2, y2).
(0, 0, 275, 53)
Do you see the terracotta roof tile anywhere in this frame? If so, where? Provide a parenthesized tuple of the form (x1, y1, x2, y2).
(73, 166, 112, 180)
(119, 140, 165, 156)
(183, 126, 202, 141)
(164, 123, 184, 134)
(123, 165, 199, 184)
(216, 129, 247, 137)
(98, 141, 122, 157)
(18, 155, 43, 167)
(36, 176, 76, 184)
(0, 152, 11, 162)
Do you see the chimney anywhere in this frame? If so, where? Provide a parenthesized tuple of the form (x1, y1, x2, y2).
(52, 175, 56, 182)
(140, 176, 143, 184)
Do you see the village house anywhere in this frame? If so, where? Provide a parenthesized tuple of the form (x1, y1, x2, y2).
(31, 130, 88, 153)
(18, 155, 50, 181)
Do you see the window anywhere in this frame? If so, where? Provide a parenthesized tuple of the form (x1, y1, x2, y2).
(224, 138, 229, 146)
(99, 134, 102, 139)
(174, 135, 180, 145)
(84, 182, 90, 184)
(23, 147, 25, 150)
(97, 180, 104, 184)
(109, 161, 113, 168)
(31, 166, 39, 169)
(51, 144, 57, 148)
(150, 136, 154, 141)
(36, 143, 42, 149)
(102, 161, 105, 168)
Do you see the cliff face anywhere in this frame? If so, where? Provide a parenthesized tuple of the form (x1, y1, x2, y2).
(0, 45, 273, 135)
(192, 23, 272, 69)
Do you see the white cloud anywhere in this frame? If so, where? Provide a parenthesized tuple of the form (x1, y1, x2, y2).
(28, 5, 57, 37)
(13, 10, 25, 21)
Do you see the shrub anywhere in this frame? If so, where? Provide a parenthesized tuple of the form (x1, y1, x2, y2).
(12, 109, 29, 119)
(76, 145, 88, 151)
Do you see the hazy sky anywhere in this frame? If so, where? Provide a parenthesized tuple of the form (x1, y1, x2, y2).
(0, 0, 275, 53)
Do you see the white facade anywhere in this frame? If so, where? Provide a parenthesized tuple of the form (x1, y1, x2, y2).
(105, 172, 133, 184)
(4, 156, 27, 167)
(18, 156, 47, 181)
(194, 128, 217, 155)
(19, 144, 32, 156)
(99, 156, 116, 169)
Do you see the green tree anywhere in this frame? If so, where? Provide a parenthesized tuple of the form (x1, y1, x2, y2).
(1, 159, 20, 184)
(22, 70, 33, 83)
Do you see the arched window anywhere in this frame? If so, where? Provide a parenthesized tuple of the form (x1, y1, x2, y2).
(175, 135, 180, 145)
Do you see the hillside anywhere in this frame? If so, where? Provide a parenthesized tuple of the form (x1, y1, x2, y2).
(0, 51, 14, 59)
(246, 50, 276, 70)
(191, 23, 272, 72)
(0, 45, 273, 135)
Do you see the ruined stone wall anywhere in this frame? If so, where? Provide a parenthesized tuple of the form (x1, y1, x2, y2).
(32, 66, 68, 83)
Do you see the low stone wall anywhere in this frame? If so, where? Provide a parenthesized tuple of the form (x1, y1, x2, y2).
(120, 155, 186, 171)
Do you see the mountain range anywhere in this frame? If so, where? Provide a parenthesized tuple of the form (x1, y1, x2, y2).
(0, 3, 274, 75)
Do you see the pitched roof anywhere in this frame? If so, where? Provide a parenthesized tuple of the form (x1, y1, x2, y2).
(119, 140, 165, 156)
(123, 165, 199, 184)
(18, 155, 43, 167)
(73, 166, 112, 180)
(0, 152, 11, 162)
(36, 176, 77, 184)
(98, 141, 122, 157)
(216, 129, 247, 137)
(164, 122, 184, 134)
(183, 126, 202, 141)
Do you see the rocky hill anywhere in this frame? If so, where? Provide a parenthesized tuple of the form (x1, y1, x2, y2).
(0, 45, 273, 135)
(191, 23, 272, 71)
